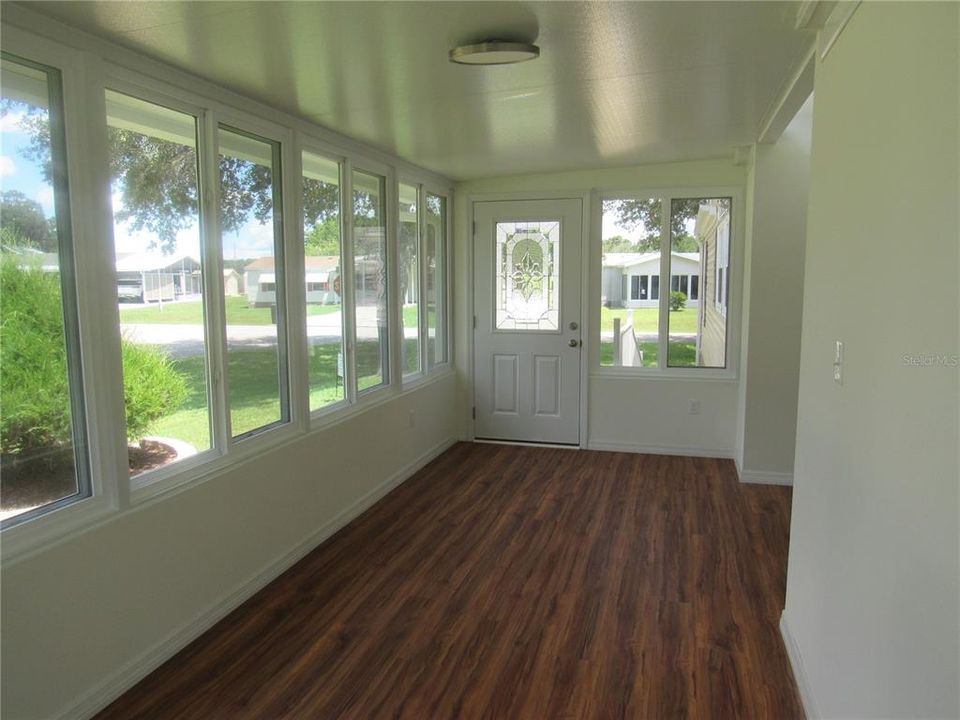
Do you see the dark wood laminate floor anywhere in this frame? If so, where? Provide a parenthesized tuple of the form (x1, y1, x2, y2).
(96, 443, 802, 720)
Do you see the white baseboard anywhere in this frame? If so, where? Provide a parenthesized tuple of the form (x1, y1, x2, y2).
(60, 436, 458, 720)
(586, 439, 734, 459)
(738, 468, 794, 486)
(780, 610, 820, 720)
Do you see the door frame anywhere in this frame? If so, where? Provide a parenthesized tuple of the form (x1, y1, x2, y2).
(466, 190, 592, 447)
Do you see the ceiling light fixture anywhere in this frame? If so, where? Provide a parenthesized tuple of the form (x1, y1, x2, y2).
(449, 41, 540, 66)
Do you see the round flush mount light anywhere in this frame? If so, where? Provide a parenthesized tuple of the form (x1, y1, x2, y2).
(449, 41, 540, 66)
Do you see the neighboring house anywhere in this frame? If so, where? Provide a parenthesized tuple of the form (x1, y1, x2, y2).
(22, 250, 202, 303)
(694, 199, 731, 367)
(223, 268, 244, 296)
(244, 255, 340, 307)
(602, 251, 701, 309)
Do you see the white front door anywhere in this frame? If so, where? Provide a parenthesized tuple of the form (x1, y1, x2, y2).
(473, 199, 583, 444)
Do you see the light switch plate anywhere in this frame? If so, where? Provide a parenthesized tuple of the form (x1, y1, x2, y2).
(833, 341, 843, 385)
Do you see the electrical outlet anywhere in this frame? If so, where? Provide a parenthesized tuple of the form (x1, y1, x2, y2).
(833, 341, 844, 385)
(688, 399, 701, 415)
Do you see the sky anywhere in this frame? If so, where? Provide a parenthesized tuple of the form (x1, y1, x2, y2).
(2, 110, 274, 261)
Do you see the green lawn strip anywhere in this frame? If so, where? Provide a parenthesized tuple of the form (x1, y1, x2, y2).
(599, 306, 698, 334)
(121, 298, 418, 328)
(147, 339, 419, 448)
(600, 340, 697, 368)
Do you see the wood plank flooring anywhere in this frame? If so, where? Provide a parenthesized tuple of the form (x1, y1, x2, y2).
(96, 443, 802, 719)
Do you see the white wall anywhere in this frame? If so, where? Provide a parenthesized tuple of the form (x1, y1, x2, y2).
(736, 95, 813, 483)
(1, 376, 458, 719)
(453, 160, 746, 455)
(784, 3, 959, 717)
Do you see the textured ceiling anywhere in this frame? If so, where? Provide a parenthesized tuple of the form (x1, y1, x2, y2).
(23, 1, 813, 181)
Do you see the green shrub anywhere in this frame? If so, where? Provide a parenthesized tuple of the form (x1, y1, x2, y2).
(1, 253, 187, 453)
(669, 291, 687, 311)
(120, 341, 188, 441)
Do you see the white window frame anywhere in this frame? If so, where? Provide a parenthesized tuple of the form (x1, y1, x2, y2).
(593, 187, 743, 380)
(297, 139, 351, 422)
(397, 178, 424, 383)
(422, 185, 452, 369)
(0, 22, 454, 563)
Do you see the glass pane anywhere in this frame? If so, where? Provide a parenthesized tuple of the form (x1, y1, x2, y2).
(218, 126, 288, 436)
(399, 182, 420, 375)
(599, 198, 662, 367)
(668, 197, 731, 368)
(302, 151, 344, 412)
(352, 169, 388, 392)
(425, 193, 447, 365)
(1, 55, 88, 523)
(495, 220, 559, 331)
(106, 90, 211, 477)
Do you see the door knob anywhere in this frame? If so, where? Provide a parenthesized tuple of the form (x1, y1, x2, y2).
(568, 338, 580, 347)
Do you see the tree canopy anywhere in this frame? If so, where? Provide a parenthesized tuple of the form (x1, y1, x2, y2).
(4, 98, 343, 255)
(0, 191, 55, 251)
(604, 198, 703, 253)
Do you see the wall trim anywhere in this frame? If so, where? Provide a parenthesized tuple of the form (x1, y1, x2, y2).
(738, 468, 794, 486)
(57, 436, 458, 720)
(780, 610, 821, 719)
(586, 440, 733, 459)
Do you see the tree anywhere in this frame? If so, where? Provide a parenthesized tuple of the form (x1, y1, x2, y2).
(4, 100, 342, 254)
(601, 235, 638, 253)
(304, 216, 340, 256)
(0, 191, 55, 251)
(605, 197, 705, 252)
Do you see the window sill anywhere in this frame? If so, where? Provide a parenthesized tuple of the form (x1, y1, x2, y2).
(1, 494, 116, 567)
(591, 367, 738, 382)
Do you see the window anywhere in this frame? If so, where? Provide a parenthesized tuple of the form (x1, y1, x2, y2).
(1, 54, 90, 525)
(599, 198, 662, 367)
(302, 150, 344, 412)
(352, 169, 388, 392)
(668, 197, 731, 368)
(218, 126, 289, 436)
(398, 182, 421, 376)
(424, 192, 447, 366)
(105, 89, 213, 477)
(601, 195, 733, 371)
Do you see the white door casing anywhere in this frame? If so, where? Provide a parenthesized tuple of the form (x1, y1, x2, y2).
(473, 199, 583, 444)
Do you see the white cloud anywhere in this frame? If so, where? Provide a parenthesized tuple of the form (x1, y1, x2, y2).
(0, 155, 16, 177)
(0, 111, 26, 133)
(36, 185, 54, 210)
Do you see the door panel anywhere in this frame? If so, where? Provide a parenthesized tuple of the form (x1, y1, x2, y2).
(473, 199, 582, 444)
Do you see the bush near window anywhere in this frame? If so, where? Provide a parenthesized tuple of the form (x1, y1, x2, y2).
(669, 291, 687, 311)
(0, 250, 187, 454)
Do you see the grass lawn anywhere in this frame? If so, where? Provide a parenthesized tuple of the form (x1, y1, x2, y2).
(600, 340, 697, 368)
(148, 339, 419, 448)
(120, 297, 420, 328)
(120, 296, 342, 325)
(600, 306, 698, 334)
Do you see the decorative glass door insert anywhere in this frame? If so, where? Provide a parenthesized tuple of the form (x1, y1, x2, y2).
(495, 220, 560, 331)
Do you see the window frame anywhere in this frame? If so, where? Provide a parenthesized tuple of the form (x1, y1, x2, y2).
(397, 178, 424, 383)
(297, 140, 351, 422)
(593, 187, 743, 380)
(0, 25, 454, 562)
(422, 185, 451, 369)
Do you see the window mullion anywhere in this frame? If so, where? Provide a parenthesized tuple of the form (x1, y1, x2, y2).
(341, 158, 358, 404)
(386, 169, 402, 388)
(282, 136, 309, 431)
(418, 184, 428, 374)
(199, 109, 233, 450)
(658, 196, 671, 369)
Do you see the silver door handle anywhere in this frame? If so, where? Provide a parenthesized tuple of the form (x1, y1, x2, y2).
(568, 339, 580, 347)
(569, 321, 578, 331)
